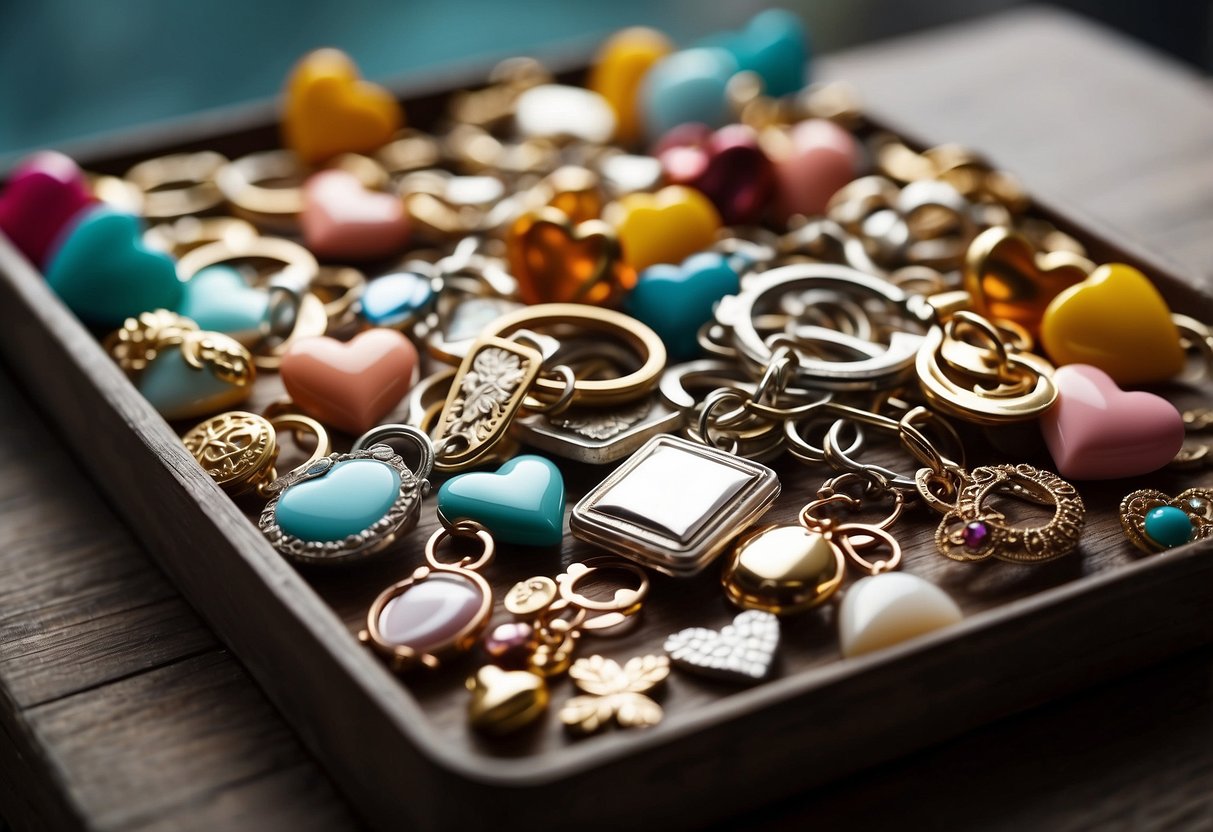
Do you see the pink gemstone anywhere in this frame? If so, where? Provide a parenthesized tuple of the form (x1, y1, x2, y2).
(961, 521, 990, 550)
(378, 573, 484, 654)
(484, 621, 535, 670)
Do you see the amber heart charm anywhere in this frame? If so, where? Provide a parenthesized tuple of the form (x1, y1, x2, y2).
(506, 207, 635, 306)
(964, 227, 1090, 336)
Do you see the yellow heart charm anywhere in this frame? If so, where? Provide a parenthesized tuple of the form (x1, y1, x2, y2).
(283, 49, 404, 165)
(588, 27, 674, 145)
(1040, 263, 1184, 385)
(963, 227, 1091, 337)
(605, 186, 722, 272)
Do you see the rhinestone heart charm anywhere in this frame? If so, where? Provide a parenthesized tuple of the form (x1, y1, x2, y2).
(664, 610, 779, 683)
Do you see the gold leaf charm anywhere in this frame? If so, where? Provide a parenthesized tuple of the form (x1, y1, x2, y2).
(559, 654, 669, 735)
(1120, 488, 1213, 553)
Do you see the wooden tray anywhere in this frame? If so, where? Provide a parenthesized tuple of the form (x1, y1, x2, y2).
(2, 61, 1212, 831)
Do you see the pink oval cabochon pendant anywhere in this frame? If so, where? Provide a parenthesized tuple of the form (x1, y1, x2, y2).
(1041, 364, 1184, 480)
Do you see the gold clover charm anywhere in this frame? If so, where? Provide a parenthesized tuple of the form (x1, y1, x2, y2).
(559, 654, 669, 735)
(1120, 488, 1213, 553)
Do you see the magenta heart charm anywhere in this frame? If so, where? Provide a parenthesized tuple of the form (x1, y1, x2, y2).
(1041, 364, 1184, 480)
(0, 151, 94, 267)
(655, 123, 774, 225)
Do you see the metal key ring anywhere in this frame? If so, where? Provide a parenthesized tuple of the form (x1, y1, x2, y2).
(352, 424, 436, 482)
(713, 263, 925, 391)
(822, 407, 964, 491)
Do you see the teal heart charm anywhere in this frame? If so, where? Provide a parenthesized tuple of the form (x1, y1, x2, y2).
(438, 455, 565, 546)
(627, 252, 739, 361)
(275, 459, 401, 543)
(45, 204, 182, 329)
(701, 9, 809, 97)
(640, 47, 739, 142)
(179, 266, 268, 344)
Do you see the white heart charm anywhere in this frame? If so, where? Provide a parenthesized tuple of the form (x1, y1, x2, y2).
(838, 572, 962, 658)
(664, 610, 780, 682)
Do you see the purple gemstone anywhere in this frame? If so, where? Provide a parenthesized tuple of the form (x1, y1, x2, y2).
(378, 573, 484, 654)
(961, 521, 990, 550)
(484, 622, 535, 670)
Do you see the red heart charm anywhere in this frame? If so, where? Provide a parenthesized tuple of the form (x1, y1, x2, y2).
(0, 151, 94, 267)
(301, 169, 410, 261)
(655, 123, 775, 225)
(281, 328, 417, 435)
(1041, 364, 1184, 480)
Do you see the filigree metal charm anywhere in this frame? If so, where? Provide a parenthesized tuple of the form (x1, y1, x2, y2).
(917, 463, 1085, 563)
(664, 611, 780, 683)
(432, 337, 542, 471)
(559, 654, 669, 735)
(183, 411, 330, 498)
(1120, 488, 1213, 553)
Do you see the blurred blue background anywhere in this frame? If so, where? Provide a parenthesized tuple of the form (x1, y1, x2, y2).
(1, 0, 1210, 158)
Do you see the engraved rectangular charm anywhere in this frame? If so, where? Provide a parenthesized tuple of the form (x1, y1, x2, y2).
(511, 394, 682, 465)
(570, 434, 780, 576)
(432, 336, 542, 471)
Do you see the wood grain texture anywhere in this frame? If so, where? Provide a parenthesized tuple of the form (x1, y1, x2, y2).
(0, 6, 1212, 831)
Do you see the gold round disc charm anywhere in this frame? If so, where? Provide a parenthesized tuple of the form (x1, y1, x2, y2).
(505, 576, 558, 616)
(183, 411, 278, 496)
(920, 463, 1084, 563)
(722, 524, 845, 614)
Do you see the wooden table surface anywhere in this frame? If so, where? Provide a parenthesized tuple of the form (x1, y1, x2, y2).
(2, 7, 1212, 830)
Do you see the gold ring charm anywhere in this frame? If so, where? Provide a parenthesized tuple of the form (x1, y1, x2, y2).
(182, 410, 330, 498)
(258, 424, 434, 565)
(176, 235, 319, 289)
(360, 521, 496, 671)
(916, 464, 1084, 563)
(1120, 488, 1213, 553)
(143, 216, 260, 257)
(125, 151, 228, 219)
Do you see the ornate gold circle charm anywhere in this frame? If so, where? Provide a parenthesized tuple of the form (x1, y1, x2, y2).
(183, 411, 278, 496)
(919, 464, 1084, 563)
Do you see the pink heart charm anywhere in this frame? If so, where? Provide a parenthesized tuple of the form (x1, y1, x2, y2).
(280, 328, 418, 435)
(1041, 364, 1184, 480)
(301, 169, 410, 261)
(771, 119, 860, 222)
(654, 123, 775, 225)
(0, 151, 95, 267)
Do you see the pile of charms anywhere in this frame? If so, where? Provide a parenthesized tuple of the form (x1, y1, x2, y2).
(3, 10, 1211, 739)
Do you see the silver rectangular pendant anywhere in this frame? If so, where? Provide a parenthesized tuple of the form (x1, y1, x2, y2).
(511, 395, 682, 465)
(571, 435, 781, 577)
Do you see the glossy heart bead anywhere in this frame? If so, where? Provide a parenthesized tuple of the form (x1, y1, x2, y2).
(507, 209, 635, 306)
(437, 455, 565, 546)
(359, 271, 435, 328)
(639, 48, 739, 143)
(280, 328, 417, 435)
(301, 169, 410, 261)
(771, 118, 861, 222)
(701, 9, 809, 97)
(275, 458, 400, 542)
(838, 572, 963, 658)
(137, 343, 251, 421)
(1041, 364, 1184, 480)
(628, 252, 739, 360)
(589, 27, 674, 145)
(964, 228, 1089, 337)
(45, 205, 182, 329)
(179, 266, 268, 344)
(1040, 263, 1184, 385)
(656, 123, 775, 225)
(282, 48, 403, 165)
(0, 151, 94, 267)
(515, 85, 616, 144)
(606, 186, 722, 272)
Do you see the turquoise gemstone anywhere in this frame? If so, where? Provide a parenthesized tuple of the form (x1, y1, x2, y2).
(45, 204, 182, 329)
(437, 455, 565, 546)
(628, 252, 739, 361)
(137, 345, 240, 420)
(275, 459, 401, 543)
(640, 48, 738, 142)
(360, 271, 435, 328)
(1143, 506, 1194, 549)
(701, 9, 809, 97)
(179, 266, 268, 342)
